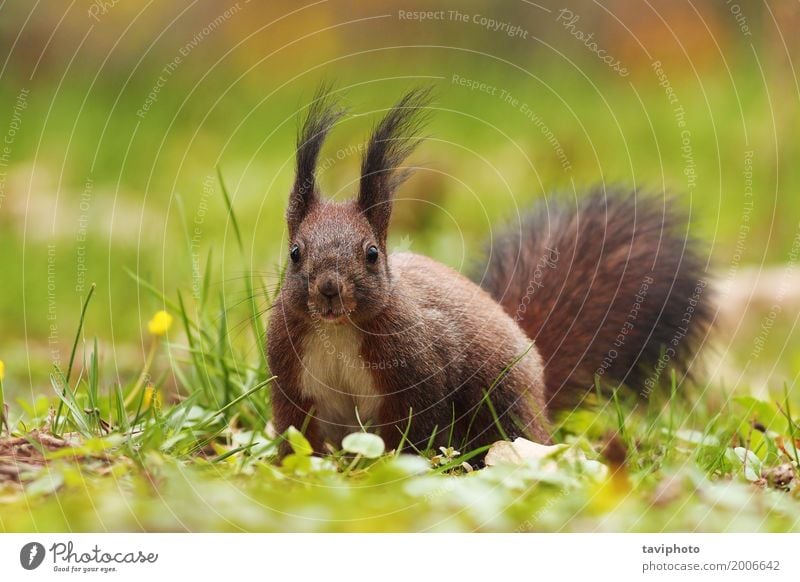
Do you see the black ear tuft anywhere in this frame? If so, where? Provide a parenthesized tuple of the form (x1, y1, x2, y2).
(359, 87, 432, 246)
(288, 84, 345, 237)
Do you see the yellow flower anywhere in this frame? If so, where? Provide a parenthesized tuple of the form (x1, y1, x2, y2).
(147, 310, 173, 336)
(0, 359, 5, 381)
(142, 384, 162, 410)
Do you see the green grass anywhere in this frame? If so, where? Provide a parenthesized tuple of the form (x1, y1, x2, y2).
(1, 179, 799, 533)
(2, 332, 799, 531)
(2, 57, 799, 384)
(2, 10, 799, 530)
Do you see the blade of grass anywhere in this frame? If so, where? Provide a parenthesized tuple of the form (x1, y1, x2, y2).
(247, 273, 269, 369)
(781, 382, 799, 467)
(65, 283, 95, 386)
(217, 290, 232, 409)
(212, 442, 261, 463)
(447, 403, 456, 448)
(51, 369, 92, 437)
(432, 445, 491, 474)
(125, 268, 181, 313)
(214, 376, 274, 419)
(176, 290, 214, 401)
(126, 269, 213, 343)
(201, 248, 213, 310)
(54, 284, 95, 429)
(425, 425, 439, 453)
(88, 337, 100, 433)
(216, 166, 243, 252)
(194, 376, 276, 431)
(482, 388, 510, 442)
(464, 342, 534, 445)
(394, 407, 414, 455)
(217, 168, 269, 370)
(113, 382, 129, 433)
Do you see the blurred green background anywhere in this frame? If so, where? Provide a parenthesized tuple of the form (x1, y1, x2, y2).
(0, 0, 798, 395)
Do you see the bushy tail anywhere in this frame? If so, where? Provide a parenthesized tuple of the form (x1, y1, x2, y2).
(476, 189, 714, 410)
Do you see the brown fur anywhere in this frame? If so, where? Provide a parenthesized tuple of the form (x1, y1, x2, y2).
(269, 251, 549, 454)
(268, 88, 712, 457)
(477, 191, 713, 410)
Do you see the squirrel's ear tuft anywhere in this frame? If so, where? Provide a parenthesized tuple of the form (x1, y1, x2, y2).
(288, 84, 345, 237)
(358, 87, 432, 246)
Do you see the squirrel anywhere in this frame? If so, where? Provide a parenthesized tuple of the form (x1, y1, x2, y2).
(267, 87, 713, 458)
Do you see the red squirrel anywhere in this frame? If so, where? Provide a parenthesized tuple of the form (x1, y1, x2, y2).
(267, 87, 712, 457)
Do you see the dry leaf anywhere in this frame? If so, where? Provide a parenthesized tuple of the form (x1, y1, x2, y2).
(485, 437, 567, 468)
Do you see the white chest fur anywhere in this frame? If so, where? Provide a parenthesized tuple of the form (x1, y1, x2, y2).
(300, 323, 381, 446)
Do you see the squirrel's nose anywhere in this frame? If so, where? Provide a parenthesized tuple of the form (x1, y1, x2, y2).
(318, 275, 341, 299)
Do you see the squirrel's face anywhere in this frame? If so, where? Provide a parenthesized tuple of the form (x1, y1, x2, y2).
(280, 87, 429, 324)
(283, 201, 390, 325)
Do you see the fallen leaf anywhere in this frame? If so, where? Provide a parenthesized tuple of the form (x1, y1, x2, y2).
(485, 437, 567, 467)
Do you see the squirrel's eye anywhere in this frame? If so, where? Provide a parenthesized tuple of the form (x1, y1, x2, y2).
(366, 245, 379, 264)
(290, 244, 301, 264)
